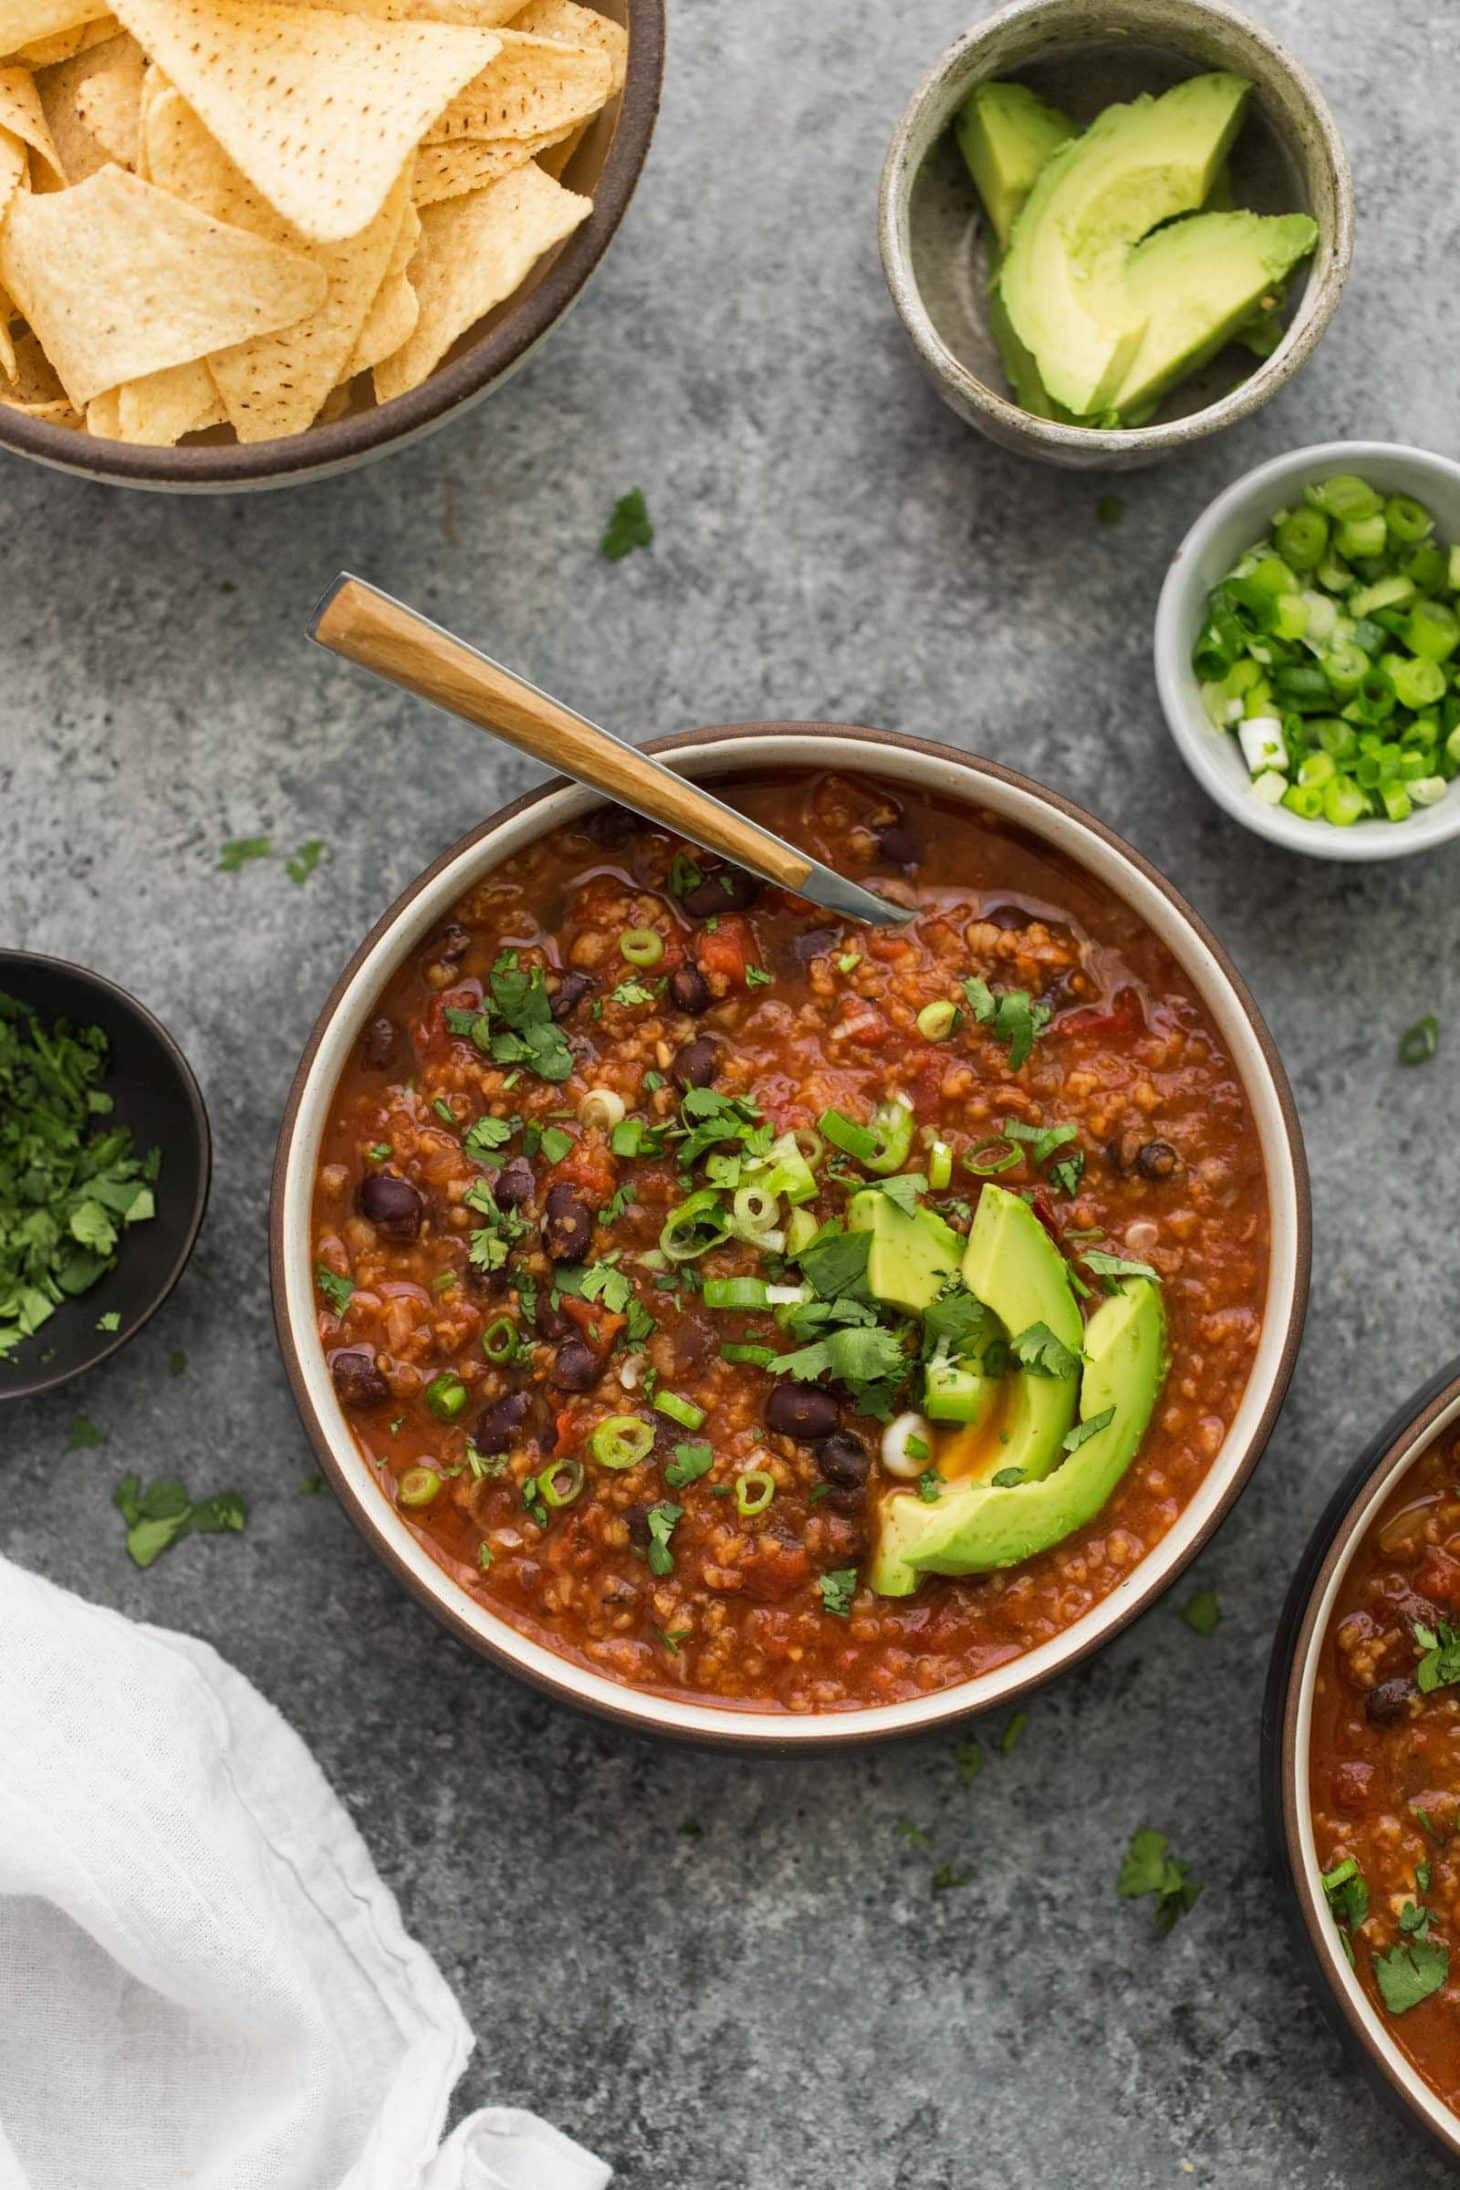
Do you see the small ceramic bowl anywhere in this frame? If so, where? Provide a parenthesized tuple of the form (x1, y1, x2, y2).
(271, 723, 1311, 1750)
(879, 0, 1353, 470)
(0, 0, 663, 493)
(1264, 1362, 1460, 2162)
(0, 952, 211, 1402)
(1156, 441, 1460, 861)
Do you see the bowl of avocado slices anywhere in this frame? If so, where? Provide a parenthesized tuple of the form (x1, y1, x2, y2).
(879, 0, 1353, 468)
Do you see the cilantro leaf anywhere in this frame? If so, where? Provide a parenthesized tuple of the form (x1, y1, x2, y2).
(219, 835, 271, 871)
(464, 1114, 513, 1158)
(1117, 1827, 1202, 1935)
(316, 1264, 355, 1316)
(286, 839, 324, 885)
(1413, 1618, 1460, 1693)
(1011, 1321, 1082, 1380)
(645, 1501, 682, 1574)
(66, 1415, 107, 1451)
(795, 1224, 872, 1300)
(771, 1325, 908, 1416)
(601, 487, 653, 561)
(1375, 1936, 1449, 2014)
(1082, 1249, 1160, 1289)
(955, 1738, 983, 1783)
(818, 1567, 858, 1618)
(961, 977, 1051, 1071)
(1061, 1407, 1115, 1454)
(112, 1473, 247, 1569)
(666, 1441, 714, 1489)
(1182, 1589, 1223, 1638)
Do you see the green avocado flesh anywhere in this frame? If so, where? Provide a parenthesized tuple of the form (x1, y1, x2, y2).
(999, 71, 1252, 416)
(1109, 209, 1318, 413)
(870, 1278, 1168, 1596)
(955, 81, 1077, 252)
(960, 1185, 1080, 1483)
(849, 1190, 960, 1314)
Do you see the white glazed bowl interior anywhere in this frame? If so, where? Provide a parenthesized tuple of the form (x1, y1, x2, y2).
(276, 730, 1306, 1746)
(1285, 1381, 1460, 2154)
(1156, 440, 1460, 861)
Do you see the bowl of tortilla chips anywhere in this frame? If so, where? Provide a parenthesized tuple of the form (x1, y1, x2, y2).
(0, 0, 661, 486)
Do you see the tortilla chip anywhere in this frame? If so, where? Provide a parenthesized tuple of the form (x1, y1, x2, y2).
(429, 26, 608, 141)
(110, 0, 503, 240)
(0, 63, 64, 179)
(0, 120, 23, 212)
(411, 128, 560, 205)
(1, 324, 81, 420)
(0, 162, 327, 405)
(343, 194, 417, 373)
(109, 355, 217, 440)
(71, 23, 139, 162)
(0, 0, 107, 58)
(34, 36, 133, 179)
(11, 9, 112, 60)
(0, 278, 15, 376)
(314, 377, 351, 422)
(374, 158, 587, 401)
(509, 1, 624, 94)
(143, 85, 409, 439)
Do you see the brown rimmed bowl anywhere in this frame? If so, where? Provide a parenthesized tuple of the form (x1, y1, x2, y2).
(0, 0, 664, 493)
(879, 0, 1353, 470)
(0, 951, 211, 1402)
(1263, 1361, 1460, 2160)
(270, 723, 1310, 1748)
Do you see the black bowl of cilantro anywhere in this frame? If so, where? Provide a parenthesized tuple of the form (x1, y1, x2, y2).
(0, 953, 210, 1401)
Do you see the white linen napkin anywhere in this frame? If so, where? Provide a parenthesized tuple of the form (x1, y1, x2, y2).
(0, 1555, 610, 2190)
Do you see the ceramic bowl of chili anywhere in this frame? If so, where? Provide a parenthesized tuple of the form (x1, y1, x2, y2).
(270, 724, 1310, 1748)
(1264, 1360, 1460, 2160)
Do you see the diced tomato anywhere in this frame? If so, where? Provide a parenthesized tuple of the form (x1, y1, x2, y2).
(697, 916, 751, 985)
(561, 1294, 625, 1355)
(549, 1147, 617, 1201)
(836, 1000, 888, 1047)
(1056, 987, 1143, 1042)
(1331, 1760, 1375, 1813)
(866, 932, 913, 961)
(738, 1538, 811, 1602)
(1415, 1551, 1460, 1608)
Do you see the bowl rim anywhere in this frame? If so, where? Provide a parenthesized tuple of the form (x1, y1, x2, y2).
(0, 948, 212, 1402)
(877, 0, 1354, 462)
(0, 0, 666, 492)
(1155, 438, 1460, 861)
(269, 721, 1311, 1749)
(1264, 1359, 1460, 2161)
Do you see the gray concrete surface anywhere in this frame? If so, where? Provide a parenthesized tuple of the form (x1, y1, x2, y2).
(4, 1, 1459, 2183)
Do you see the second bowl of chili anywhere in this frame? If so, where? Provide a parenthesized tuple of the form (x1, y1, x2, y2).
(271, 724, 1309, 1747)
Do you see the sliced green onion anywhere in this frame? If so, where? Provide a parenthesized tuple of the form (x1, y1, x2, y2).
(785, 1206, 818, 1255)
(1385, 493, 1435, 545)
(926, 1137, 953, 1191)
(580, 1086, 626, 1130)
(1399, 1014, 1439, 1065)
(790, 1128, 824, 1167)
(482, 1316, 518, 1363)
(722, 1342, 778, 1367)
(591, 1414, 655, 1469)
(425, 1373, 468, 1421)
(703, 1276, 770, 1310)
(660, 1189, 732, 1261)
(399, 1466, 441, 1509)
(916, 999, 958, 1043)
(819, 1106, 878, 1163)
(1323, 775, 1368, 827)
(538, 1458, 585, 1507)
(964, 1135, 1020, 1176)
(731, 1184, 781, 1240)
(735, 1468, 775, 1516)
(655, 1388, 706, 1430)
(619, 928, 664, 966)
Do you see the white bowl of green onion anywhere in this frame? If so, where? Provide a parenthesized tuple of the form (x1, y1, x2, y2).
(1155, 441, 1460, 858)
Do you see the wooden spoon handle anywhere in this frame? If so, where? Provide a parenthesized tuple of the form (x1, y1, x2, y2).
(312, 576, 814, 893)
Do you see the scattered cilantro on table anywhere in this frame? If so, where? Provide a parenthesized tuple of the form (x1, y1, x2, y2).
(0, 994, 159, 1362)
(286, 839, 325, 885)
(601, 488, 653, 562)
(112, 1473, 247, 1570)
(1399, 1014, 1439, 1066)
(1117, 1827, 1202, 1935)
(218, 835, 272, 872)
(955, 1737, 984, 1784)
(67, 1416, 107, 1451)
(1181, 1589, 1223, 1638)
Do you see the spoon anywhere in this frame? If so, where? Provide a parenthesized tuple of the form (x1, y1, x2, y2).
(309, 575, 914, 928)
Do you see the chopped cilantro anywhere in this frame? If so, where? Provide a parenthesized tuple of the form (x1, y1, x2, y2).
(1321, 1857, 1369, 1961)
(668, 855, 703, 900)
(772, 1324, 907, 1417)
(932, 1863, 973, 1892)
(168, 1349, 187, 1377)
(1375, 1936, 1449, 2014)
(677, 1818, 704, 1840)
(955, 1737, 984, 1783)
(917, 1469, 941, 1503)
(665, 1440, 714, 1489)
(1048, 1151, 1085, 1197)
(1117, 1827, 1202, 1934)
(1082, 1249, 1160, 1290)
(218, 835, 271, 871)
(112, 1473, 247, 1569)
(540, 1125, 575, 1164)
(795, 1224, 872, 1300)
(299, 1474, 325, 1494)
(837, 952, 861, 975)
(1399, 1015, 1439, 1067)
(745, 966, 773, 989)
(1413, 1618, 1460, 1693)
(659, 1627, 692, 1653)
(990, 1467, 1026, 1487)
(1062, 1407, 1115, 1453)
(1097, 495, 1125, 526)
(1011, 1321, 1082, 1380)
(818, 1566, 858, 1618)
(316, 1264, 355, 1316)
(66, 1415, 107, 1451)
(367, 1142, 392, 1162)
(611, 978, 656, 1008)
(478, 1542, 493, 1571)
(1000, 1711, 1027, 1755)
(286, 839, 325, 885)
(431, 1097, 457, 1128)
(95, 1310, 120, 1332)
(645, 1500, 683, 1574)
(601, 487, 653, 561)
(464, 1115, 513, 1158)
(1182, 1589, 1223, 1638)
(961, 976, 1051, 1071)
(897, 1817, 931, 1848)
(905, 1432, 930, 1462)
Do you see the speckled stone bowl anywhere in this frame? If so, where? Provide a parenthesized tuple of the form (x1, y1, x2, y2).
(879, 0, 1354, 470)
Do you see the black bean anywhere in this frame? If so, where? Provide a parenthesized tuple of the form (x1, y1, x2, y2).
(876, 820, 921, 868)
(551, 1339, 602, 1392)
(431, 923, 471, 966)
(1366, 1678, 1415, 1726)
(1396, 1593, 1442, 1631)
(477, 1388, 531, 1453)
(765, 1382, 840, 1441)
(542, 1182, 595, 1262)
(672, 1035, 719, 1091)
(1135, 1140, 1180, 1181)
(493, 1155, 535, 1209)
(329, 1347, 389, 1410)
(535, 1291, 572, 1341)
(816, 1432, 869, 1489)
(667, 963, 711, 1015)
(549, 970, 595, 1022)
(625, 1503, 652, 1550)
(586, 802, 639, 845)
(788, 924, 841, 965)
(682, 865, 759, 918)
(982, 901, 1034, 931)
(359, 1172, 424, 1239)
(361, 1015, 398, 1069)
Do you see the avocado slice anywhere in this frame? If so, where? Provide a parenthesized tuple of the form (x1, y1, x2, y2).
(955, 81, 1077, 253)
(870, 1279, 1168, 1594)
(923, 1350, 997, 1424)
(961, 1185, 1081, 1483)
(999, 72, 1251, 416)
(848, 1190, 960, 1315)
(1108, 209, 1318, 416)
